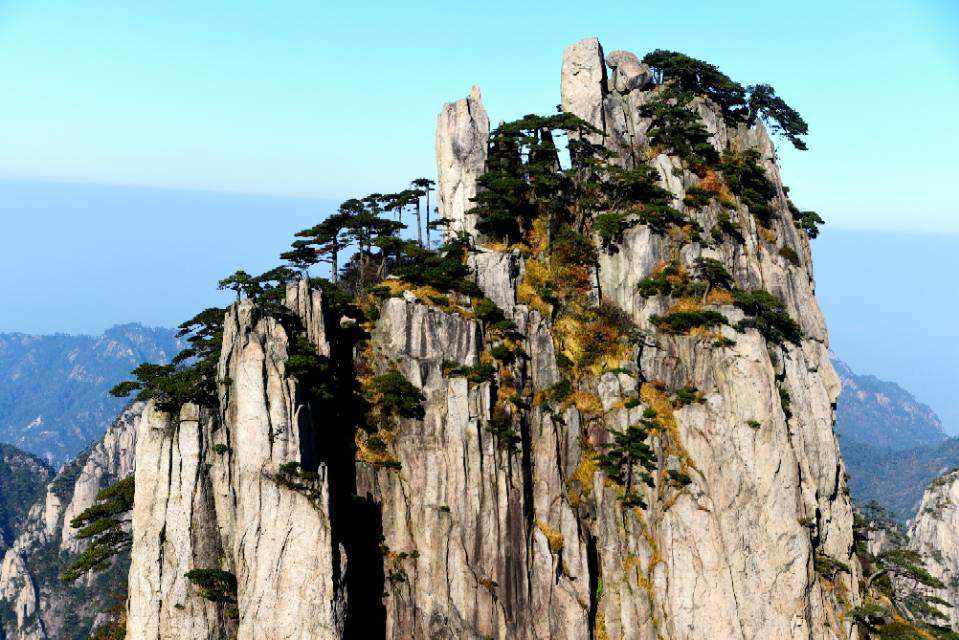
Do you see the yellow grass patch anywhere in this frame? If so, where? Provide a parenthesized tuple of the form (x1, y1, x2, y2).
(570, 390, 604, 417)
(536, 520, 565, 553)
(699, 167, 735, 203)
(355, 428, 401, 469)
(665, 298, 703, 315)
(705, 288, 734, 305)
(758, 226, 777, 245)
(568, 450, 599, 507)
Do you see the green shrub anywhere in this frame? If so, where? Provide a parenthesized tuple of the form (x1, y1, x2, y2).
(667, 469, 692, 487)
(370, 370, 426, 421)
(778, 246, 800, 266)
(544, 379, 573, 403)
(813, 553, 850, 580)
(212, 444, 229, 455)
(683, 186, 712, 209)
(441, 359, 465, 376)
(490, 344, 516, 364)
(672, 386, 702, 406)
(184, 569, 237, 603)
(473, 298, 505, 324)
(391, 235, 482, 296)
(714, 210, 744, 243)
(719, 150, 777, 225)
(650, 310, 726, 334)
(635, 203, 692, 234)
(593, 212, 633, 247)
(732, 289, 802, 345)
(486, 412, 521, 453)
(467, 363, 496, 384)
(641, 96, 718, 168)
(442, 360, 496, 383)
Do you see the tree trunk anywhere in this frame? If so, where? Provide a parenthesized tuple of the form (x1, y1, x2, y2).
(425, 191, 431, 247)
(415, 200, 423, 246)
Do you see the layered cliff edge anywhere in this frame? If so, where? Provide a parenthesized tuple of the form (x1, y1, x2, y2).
(0, 403, 139, 639)
(122, 37, 861, 640)
(909, 471, 959, 630)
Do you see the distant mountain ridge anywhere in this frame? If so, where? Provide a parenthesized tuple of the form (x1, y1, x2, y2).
(832, 357, 958, 521)
(0, 323, 179, 463)
(833, 357, 946, 450)
(0, 443, 51, 544)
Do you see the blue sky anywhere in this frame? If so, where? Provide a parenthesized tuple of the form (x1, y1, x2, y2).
(0, 0, 957, 229)
(0, 2, 957, 426)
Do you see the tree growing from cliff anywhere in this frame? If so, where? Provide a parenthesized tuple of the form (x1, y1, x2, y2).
(61, 475, 135, 583)
(642, 49, 746, 113)
(745, 83, 809, 150)
(470, 112, 611, 243)
(642, 50, 809, 150)
(851, 503, 958, 639)
(694, 257, 734, 303)
(597, 413, 657, 508)
(794, 209, 825, 239)
(411, 177, 435, 247)
(641, 96, 718, 171)
(295, 209, 352, 282)
(280, 240, 319, 275)
(111, 307, 225, 412)
(218, 270, 256, 300)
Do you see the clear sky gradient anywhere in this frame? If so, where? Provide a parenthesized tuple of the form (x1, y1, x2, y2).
(0, 3, 957, 427)
(1, 0, 957, 230)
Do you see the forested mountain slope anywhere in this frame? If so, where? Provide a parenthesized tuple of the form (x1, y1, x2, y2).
(0, 324, 177, 463)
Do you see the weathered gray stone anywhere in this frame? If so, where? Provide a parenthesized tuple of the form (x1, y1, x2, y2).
(605, 50, 651, 94)
(436, 85, 489, 238)
(561, 37, 607, 138)
(909, 470, 959, 630)
(119, 36, 859, 640)
(0, 402, 141, 640)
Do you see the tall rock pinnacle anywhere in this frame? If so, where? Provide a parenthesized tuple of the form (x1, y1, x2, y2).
(435, 85, 489, 239)
(560, 37, 608, 140)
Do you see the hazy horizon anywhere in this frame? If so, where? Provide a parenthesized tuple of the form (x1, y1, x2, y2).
(1, 177, 955, 436)
(1, 1, 957, 231)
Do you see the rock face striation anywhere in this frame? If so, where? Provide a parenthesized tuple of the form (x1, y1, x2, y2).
(122, 37, 860, 640)
(435, 85, 489, 239)
(909, 470, 959, 629)
(0, 402, 139, 640)
(126, 280, 343, 640)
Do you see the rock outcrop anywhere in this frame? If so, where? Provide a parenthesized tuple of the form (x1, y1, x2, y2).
(122, 37, 859, 640)
(909, 470, 959, 629)
(125, 280, 345, 640)
(435, 85, 489, 238)
(0, 402, 139, 640)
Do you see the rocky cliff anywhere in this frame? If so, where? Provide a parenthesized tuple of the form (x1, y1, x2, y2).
(908, 470, 959, 629)
(0, 402, 138, 639)
(122, 37, 862, 640)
